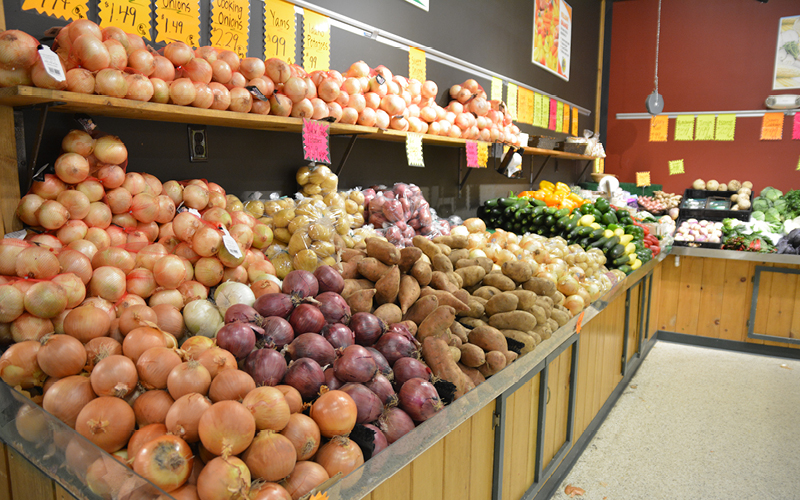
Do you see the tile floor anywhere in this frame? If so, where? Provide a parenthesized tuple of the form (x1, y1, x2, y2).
(548, 341, 800, 500)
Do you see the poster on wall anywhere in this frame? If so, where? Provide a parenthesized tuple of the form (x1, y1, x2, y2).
(773, 15, 800, 90)
(532, 0, 571, 81)
(402, 0, 428, 11)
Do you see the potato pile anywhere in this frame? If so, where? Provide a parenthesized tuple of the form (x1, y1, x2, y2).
(638, 191, 681, 212)
(339, 234, 573, 398)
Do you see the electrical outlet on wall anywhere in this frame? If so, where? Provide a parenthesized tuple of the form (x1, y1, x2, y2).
(188, 126, 208, 162)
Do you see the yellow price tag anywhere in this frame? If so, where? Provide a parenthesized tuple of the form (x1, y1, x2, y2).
(695, 115, 715, 140)
(668, 159, 685, 175)
(478, 142, 489, 168)
(210, 0, 249, 58)
(22, 0, 87, 21)
(649, 115, 668, 142)
(555, 101, 563, 132)
(517, 87, 533, 125)
(715, 114, 736, 141)
(562, 104, 570, 133)
(490, 77, 503, 102)
(506, 83, 518, 121)
(98, 0, 151, 39)
(534, 92, 543, 127)
(303, 9, 330, 72)
(156, 0, 201, 47)
(264, 0, 296, 64)
(408, 47, 426, 82)
(674, 115, 695, 141)
(572, 107, 578, 136)
(636, 171, 651, 187)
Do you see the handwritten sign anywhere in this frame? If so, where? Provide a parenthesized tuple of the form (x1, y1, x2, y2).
(797, 155, 800, 171)
(408, 47, 426, 83)
(695, 115, 715, 141)
(99, 0, 151, 39)
(22, 0, 87, 21)
(760, 112, 784, 141)
(715, 114, 736, 141)
(264, 0, 296, 64)
(649, 115, 668, 142)
(210, 0, 249, 57)
(562, 104, 570, 134)
(794, 114, 800, 140)
(548, 98, 557, 130)
(517, 87, 534, 125)
(466, 141, 479, 168)
(593, 157, 604, 173)
(572, 107, 578, 136)
(674, 115, 694, 141)
(668, 159, 685, 175)
(636, 171, 651, 187)
(303, 9, 330, 72)
(406, 132, 424, 167)
(576, 311, 585, 333)
(556, 101, 564, 132)
(542, 96, 551, 129)
(533, 92, 543, 128)
(491, 77, 503, 102)
(478, 142, 489, 168)
(156, 0, 201, 47)
(302, 119, 330, 164)
(506, 83, 518, 121)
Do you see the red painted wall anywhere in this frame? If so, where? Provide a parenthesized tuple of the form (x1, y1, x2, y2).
(605, 0, 800, 194)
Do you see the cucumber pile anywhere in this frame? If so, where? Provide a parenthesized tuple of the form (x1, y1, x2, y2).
(477, 194, 654, 274)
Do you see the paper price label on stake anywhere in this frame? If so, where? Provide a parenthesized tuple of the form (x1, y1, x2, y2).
(636, 171, 651, 187)
(302, 119, 331, 164)
(303, 9, 330, 72)
(156, 0, 201, 47)
(22, 0, 87, 20)
(408, 47, 426, 82)
(99, 0, 152, 39)
(264, 0, 296, 64)
(210, 0, 250, 58)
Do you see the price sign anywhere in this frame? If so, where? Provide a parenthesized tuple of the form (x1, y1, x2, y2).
(695, 115, 715, 140)
(649, 115, 668, 142)
(562, 104, 570, 134)
(576, 311, 585, 333)
(636, 171, 651, 187)
(99, 0, 152, 39)
(534, 92, 544, 128)
(477, 142, 489, 168)
(793, 113, 800, 140)
(210, 0, 249, 58)
(517, 87, 533, 125)
(714, 114, 736, 141)
(466, 141, 479, 168)
(302, 119, 331, 164)
(264, 0, 295, 64)
(303, 9, 330, 72)
(674, 115, 695, 141)
(548, 98, 557, 130)
(760, 112, 784, 141)
(668, 159, 685, 175)
(572, 107, 578, 136)
(156, 0, 201, 47)
(406, 132, 424, 167)
(22, 0, 87, 21)
(490, 77, 503, 102)
(408, 47, 426, 83)
(555, 101, 563, 132)
(506, 83, 518, 121)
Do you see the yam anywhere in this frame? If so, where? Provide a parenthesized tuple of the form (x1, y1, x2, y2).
(341, 260, 359, 280)
(501, 330, 537, 355)
(398, 274, 421, 314)
(484, 292, 519, 316)
(341, 248, 366, 262)
(434, 235, 468, 249)
(488, 310, 537, 331)
(412, 235, 441, 260)
(473, 286, 503, 300)
(398, 246, 422, 273)
(501, 261, 533, 283)
(470, 295, 488, 306)
(366, 237, 401, 265)
(410, 260, 432, 287)
(374, 265, 400, 305)
(422, 336, 474, 399)
(478, 351, 506, 377)
(454, 266, 487, 288)
(459, 343, 486, 368)
(522, 277, 557, 297)
(417, 306, 456, 342)
(452, 289, 471, 306)
(449, 346, 462, 363)
(430, 271, 460, 293)
(508, 290, 537, 311)
(533, 325, 552, 341)
(432, 254, 454, 273)
(459, 317, 487, 329)
(457, 298, 485, 319)
(419, 288, 470, 312)
(482, 272, 516, 292)
(357, 257, 391, 282)
(403, 294, 439, 325)
(449, 321, 469, 344)
(448, 332, 462, 348)
(530, 304, 548, 325)
(400, 320, 418, 336)
(458, 363, 486, 387)
(468, 325, 508, 352)
(503, 351, 518, 364)
(549, 309, 570, 327)
(436, 244, 451, 256)
(374, 303, 402, 325)
(346, 288, 376, 314)
(448, 249, 470, 265)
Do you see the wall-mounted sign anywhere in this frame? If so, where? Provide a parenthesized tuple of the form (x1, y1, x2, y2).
(773, 15, 800, 90)
(264, 0, 296, 64)
(156, 0, 201, 47)
(532, 0, 571, 81)
(210, 0, 249, 58)
(401, 0, 428, 12)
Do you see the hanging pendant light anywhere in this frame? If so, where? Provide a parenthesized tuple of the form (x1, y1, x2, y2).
(645, 0, 664, 115)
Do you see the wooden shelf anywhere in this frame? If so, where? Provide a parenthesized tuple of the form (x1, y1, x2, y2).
(0, 86, 595, 161)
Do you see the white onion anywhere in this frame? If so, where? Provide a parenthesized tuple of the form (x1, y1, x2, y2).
(182, 299, 223, 337)
(213, 282, 256, 315)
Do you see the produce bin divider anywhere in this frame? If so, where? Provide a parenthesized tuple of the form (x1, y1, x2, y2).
(748, 265, 800, 346)
(334, 134, 361, 176)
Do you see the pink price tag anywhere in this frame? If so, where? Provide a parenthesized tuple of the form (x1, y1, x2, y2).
(466, 141, 479, 168)
(549, 99, 557, 130)
(302, 119, 331, 164)
(793, 113, 800, 141)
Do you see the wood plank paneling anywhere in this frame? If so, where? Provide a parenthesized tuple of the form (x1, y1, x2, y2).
(0, 443, 11, 500)
(0, 106, 21, 235)
(657, 255, 682, 331)
(695, 258, 727, 338)
(371, 463, 412, 500)
(411, 439, 444, 499)
(507, 379, 533, 500)
(442, 417, 473, 500)
(53, 485, 77, 500)
(552, 347, 572, 463)
(468, 403, 495, 500)
(501, 391, 516, 500)
(7, 449, 54, 500)
(524, 374, 541, 490)
(627, 283, 641, 361)
(717, 260, 753, 342)
(674, 256, 705, 334)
